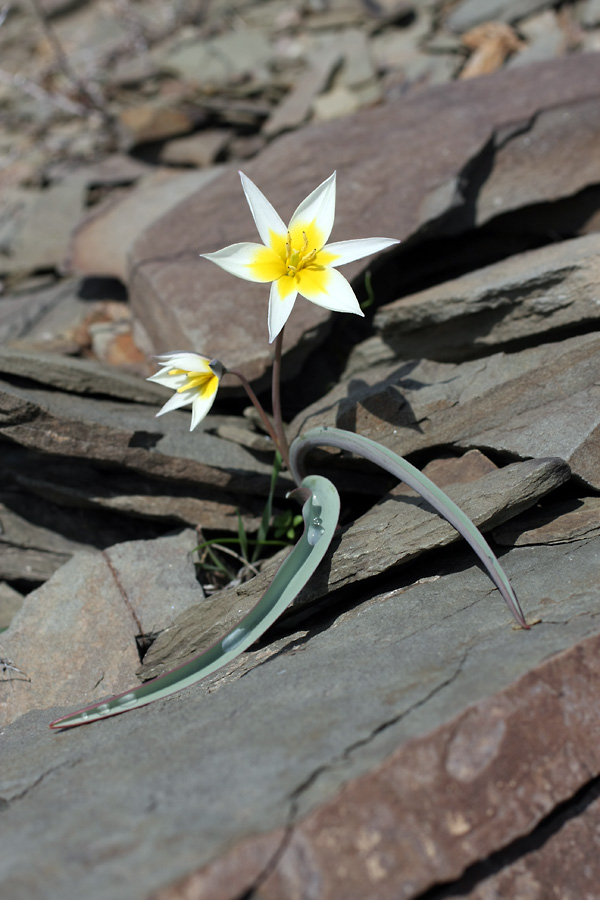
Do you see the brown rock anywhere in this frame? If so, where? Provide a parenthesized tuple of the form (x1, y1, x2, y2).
(372, 233, 600, 361)
(460, 22, 524, 79)
(456, 790, 600, 898)
(294, 333, 600, 490)
(0, 377, 282, 498)
(0, 529, 206, 728)
(117, 106, 195, 150)
(0, 581, 23, 630)
(393, 449, 498, 496)
(493, 496, 600, 546)
(263, 45, 343, 138)
(259, 631, 600, 899)
(127, 54, 600, 382)
(159, 130, 232, 168)
(67, 168, 224, 281)
(147, 625, 600, 900)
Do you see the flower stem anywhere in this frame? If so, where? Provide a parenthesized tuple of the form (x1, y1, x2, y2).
(226, 367, 293, 477)
(271, 328, 291, 470)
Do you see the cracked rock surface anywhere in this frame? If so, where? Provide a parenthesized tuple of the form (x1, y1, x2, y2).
(3, 4, 600, 898)
(2, 533, 600, 900)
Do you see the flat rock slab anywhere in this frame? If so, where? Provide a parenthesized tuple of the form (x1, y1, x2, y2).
(294, 332, 600, 490)
(128, 54, 600, 383)
(67, 168, 224, 281)
(140, 456, 569, 679)
(372, 232, 600, 361)
(0, 347, 167, 405)
(2, 530, 600, 900)
(0, 529, 204, 729)
(0, 377, 283, 499)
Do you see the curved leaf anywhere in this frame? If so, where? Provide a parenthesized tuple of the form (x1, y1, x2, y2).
(290, 427, 529, 629)
(50, 474, 340, 729)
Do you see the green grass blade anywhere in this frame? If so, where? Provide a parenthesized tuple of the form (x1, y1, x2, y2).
(290, 426, 529, 629)
(49, 474, 340, 730)
(253, 451, 282, 563)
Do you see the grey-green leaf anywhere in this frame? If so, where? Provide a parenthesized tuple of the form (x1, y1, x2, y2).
(50, 474, 340, 729)
(290, 427, 529, 629)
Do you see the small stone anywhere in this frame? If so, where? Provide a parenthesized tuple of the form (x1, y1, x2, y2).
(447, 0, 556, 33)
(373, 233, 600, 361)
(5, 175, 87, 275)
(312, 85, 359, 120)
(263, 44, 342, 138)
(159, 130, 232, 168)
(460, 22, 524, 78)
(0, 528, 205, 727)
(493, 496, 600, 545)
(581, 0, 600, 27)
(66, 167, 224, 281)
(341, 29, 377, 90)
(0, 500, 92, 584)
(117, 105, 196, 150)
(162, 30, 273, 87)
(0, 346, 166, 404)
(0, 581, 24, 630)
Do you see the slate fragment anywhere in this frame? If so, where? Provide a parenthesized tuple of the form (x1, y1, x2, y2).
(295, 333, 600, 490)
(127, 54, 600, 382)
(493, 496, 600, 546)
(4, 533, 599, 900)
(372, 233, 600, 361)
(0, 529, 204, 728)
(0, 377, 281, 497)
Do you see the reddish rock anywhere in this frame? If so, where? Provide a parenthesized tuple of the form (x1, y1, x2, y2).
(147, 629, 600, 900)
(128, 54, 600, 382)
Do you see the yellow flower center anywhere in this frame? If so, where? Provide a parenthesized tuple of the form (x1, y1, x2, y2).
(285, 231, 318, 277)
(169, 368, 216, 394)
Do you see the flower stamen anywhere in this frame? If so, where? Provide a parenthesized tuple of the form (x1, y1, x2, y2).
(285, 229, 318, 277)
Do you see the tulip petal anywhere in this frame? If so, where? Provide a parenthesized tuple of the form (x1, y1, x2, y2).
(289, 172, 336, 250)
(154, 352, 213, 373)
(323, 237, 400, 267)
(201, 243, 285, 283)
(296, 266, 364, 316)
(239, 172, 287, 249)
(190, 381, 219, 430)
(268, 277, 298, 343)
(156, 389, 196, 416)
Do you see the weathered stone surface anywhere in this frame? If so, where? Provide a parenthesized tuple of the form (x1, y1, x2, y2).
(0, 581, 23, 629)
(296, 333, 600, 490)
(475, 96, 600, 227)
(159, 130, 232, 168)
(0, 376, 282, 497)
(0, 279, 75, 345)
(0, 528, 204, 728)
(67, 168, 224, 281)
(0, 346, 166, 404)
(263, 43, 342, 138)
(140, 456, 569, 679)
(453, 787, 600, 898)
(460, 23, 524, 80)
(3, 532, 600, 900)
(447, 0, 554, 32)
(372, 233, 600, 361)
(0, 500, 91, 583)
(128, 54, 600, 381)
(161, 30, 272, 87)
(117, 105, 196, 150)
(6, 174, 87, 274)
(493, 495, 600, 546)
(394, 449, 498, 497)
